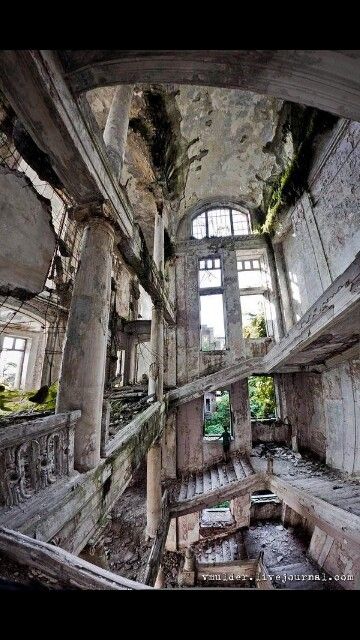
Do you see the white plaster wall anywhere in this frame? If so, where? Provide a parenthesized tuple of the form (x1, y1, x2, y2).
(323, 358, 360, 475)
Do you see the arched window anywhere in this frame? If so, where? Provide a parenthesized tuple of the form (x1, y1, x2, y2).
(191, 207, 251, 239)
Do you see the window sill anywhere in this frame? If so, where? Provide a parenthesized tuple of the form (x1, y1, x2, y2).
(201, 350, 227, 355)
(203, 436, 235, 442)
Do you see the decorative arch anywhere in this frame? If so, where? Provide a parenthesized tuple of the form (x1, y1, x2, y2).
(175, 198, 255, 241)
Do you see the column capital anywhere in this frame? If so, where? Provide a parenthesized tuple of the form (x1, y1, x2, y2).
(69, 201, 116, 238)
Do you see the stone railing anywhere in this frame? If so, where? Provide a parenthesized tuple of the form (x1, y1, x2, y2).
(0, 411, 81, 508)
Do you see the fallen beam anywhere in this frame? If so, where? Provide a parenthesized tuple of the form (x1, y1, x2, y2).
(142, 491, 171, 586)
(0, 527, 152, 590)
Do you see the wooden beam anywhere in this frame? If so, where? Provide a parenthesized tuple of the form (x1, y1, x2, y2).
(0, 526, 152, 590)
(168, 357, 263, 407)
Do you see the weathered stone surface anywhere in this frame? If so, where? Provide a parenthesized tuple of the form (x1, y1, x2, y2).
(0, 167, 56, 296)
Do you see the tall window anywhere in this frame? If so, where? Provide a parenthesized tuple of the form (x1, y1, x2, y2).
(248, 375, 277, 420)
(0, 336, 27, 389)
(203, 390, 233, 437)
(237, 255, 268, 338)
(192, 207, 251, 239)
(199, 257, 226, 351)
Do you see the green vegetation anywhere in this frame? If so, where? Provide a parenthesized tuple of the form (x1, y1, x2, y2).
(243, 312, 267, 339)
(248, 375, 276, 419)
(204, 392, 231, 436)
(260, 103, 338, 235)
(0, 382, 57, 417)
(213, 501, 230, 508)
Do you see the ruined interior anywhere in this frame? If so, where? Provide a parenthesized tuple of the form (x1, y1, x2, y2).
(0, 50, 359, 591)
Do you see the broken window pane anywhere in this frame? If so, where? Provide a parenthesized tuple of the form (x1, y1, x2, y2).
(191, 207, 251, 239)
(192, 211, 206, 239)
(199, 257, 222, 289)
(199, 269, 222, 289)
(232, 210, 250, 235)
(200, 294, 226, 350)
(207, 208, 231, 237)
(240, 294, 267, 338)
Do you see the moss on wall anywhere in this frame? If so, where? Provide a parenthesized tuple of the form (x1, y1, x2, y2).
(260, 103, 338, 235)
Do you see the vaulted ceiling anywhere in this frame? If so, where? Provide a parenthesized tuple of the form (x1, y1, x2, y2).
(87, 84, 289, 249)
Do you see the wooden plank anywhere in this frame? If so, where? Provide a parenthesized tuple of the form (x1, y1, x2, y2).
(223, 539, 231, 562)
(203, 470, 212, 493)
(240, 457, 254, 477)
(186, 475, 196, 500)
(217, 463, 227, 487)
(229, 536, 236, 561)
(197, 559, 257, 578)
(195, 472, 203, 495)
(0, 526, 151, 590)
(142, 491, 171, 586)
(210, 466, 220, 491)
(225, 462, 237, 483)
(232, 457, 245, 481)
(178, 480, 188, 502)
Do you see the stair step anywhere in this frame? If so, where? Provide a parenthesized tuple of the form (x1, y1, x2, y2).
(210, 466, 220, 491)
(232, 457, 245, 481)
(217, 463, 227, 487)
(203, 470, 212, 493)
(186, 474, 196, 500)
(195, 472, 204, 495)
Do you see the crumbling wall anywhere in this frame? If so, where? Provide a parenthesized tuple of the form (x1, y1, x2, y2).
(280, 372, 326, 459)
(280, 358, 360, 474)
(279, 120, 360, 320)
(308, 525, 359, 590)
(176, 398, 203, 473)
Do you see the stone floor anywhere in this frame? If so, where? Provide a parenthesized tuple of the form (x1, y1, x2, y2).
(242, 520, 341, 590)
(251, 444, 360, 516)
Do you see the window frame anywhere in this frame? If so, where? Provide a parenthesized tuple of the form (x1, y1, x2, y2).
(198, 255, 227, 352)
(237, 252, 270, 338)
(191, 207, 251, 240)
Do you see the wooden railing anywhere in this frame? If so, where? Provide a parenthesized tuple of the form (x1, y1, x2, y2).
(0, 411, 80, 508)
(0, 527, 152, 590)
(105, 400, 165, 457)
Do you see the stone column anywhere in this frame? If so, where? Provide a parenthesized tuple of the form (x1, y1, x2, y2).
(146, 441, 162, 539)
(273, 243, 295, 333)
(222, 250, 244, 359)
(103, 85, 134, 180)
(148, 212, 164, 400)
(56, 215, 115, 472)
(146, 212, 165, 539)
